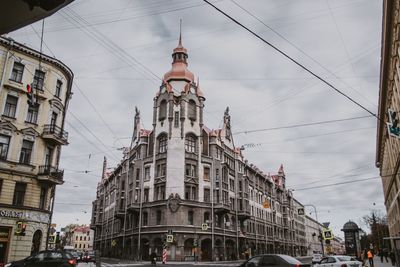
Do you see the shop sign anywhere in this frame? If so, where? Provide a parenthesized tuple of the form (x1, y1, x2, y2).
(0, 210, 23, 219)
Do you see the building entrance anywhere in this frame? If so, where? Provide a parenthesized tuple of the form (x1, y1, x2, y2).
(0, 227, 11, 266)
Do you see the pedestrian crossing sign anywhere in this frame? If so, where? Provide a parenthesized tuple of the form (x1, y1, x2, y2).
(201, 223, 208, 230)
(322, 229, 333, 240)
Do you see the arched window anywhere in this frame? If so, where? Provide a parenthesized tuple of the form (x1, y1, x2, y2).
(188, 211, 194, 225)
(188, 100, 196, 121)
(185, 134, 196, 153)
(159, 100, 167, 121)
(158, 134, 167, 153)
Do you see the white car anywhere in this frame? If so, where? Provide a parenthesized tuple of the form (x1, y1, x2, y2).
(315, 256, 361, 267)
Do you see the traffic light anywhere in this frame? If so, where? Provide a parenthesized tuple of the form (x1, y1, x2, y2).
(387, 109, 400, 138)
(26, 84, 36, 107)
(15, 221, 26, 236)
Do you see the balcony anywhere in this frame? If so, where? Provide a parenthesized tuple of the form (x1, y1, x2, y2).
(127, 203, 140, 213)
(238, 209, 251, 220)
(37, 165, 64, 184)
(42, 124, 68, 145)
(214, 203, 230, 213)
(114, 208, 125, 219)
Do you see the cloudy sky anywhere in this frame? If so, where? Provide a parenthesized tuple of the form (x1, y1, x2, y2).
(5, 0, 384, 237)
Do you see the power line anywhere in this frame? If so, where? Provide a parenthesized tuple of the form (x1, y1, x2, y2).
(234, 115, 373, 135)
(292, 176, 380, 191)
(230, 0, 377, 108)
(202, 0, 378, 119)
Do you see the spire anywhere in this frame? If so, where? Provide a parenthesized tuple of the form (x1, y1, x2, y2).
(197, 77, 204, 98)
(163, 21, 194, 83)
(178, 19, 182, 47)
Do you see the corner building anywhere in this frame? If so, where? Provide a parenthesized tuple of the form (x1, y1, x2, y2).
(91, 37, 307, 261)
(0, 37, 73, 264)
(376, 0, 400, 252)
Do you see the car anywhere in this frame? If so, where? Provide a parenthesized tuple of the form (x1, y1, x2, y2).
(4, 250, 77, 267)
(240, 254, 311, 267)
(312, 254, 323, 264)
(82, 251, 96, 263)
(314, 255, 361, 267)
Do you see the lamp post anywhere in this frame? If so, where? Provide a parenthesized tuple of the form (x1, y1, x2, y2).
(304, 204, 324, 256)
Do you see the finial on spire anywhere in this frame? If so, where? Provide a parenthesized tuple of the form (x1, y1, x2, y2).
(179, 19, 182, 46)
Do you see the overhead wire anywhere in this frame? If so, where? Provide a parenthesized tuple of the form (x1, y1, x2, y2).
(202, 0, 378, 119)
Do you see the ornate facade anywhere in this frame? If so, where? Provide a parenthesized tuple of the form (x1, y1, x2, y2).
(91, 36, 307, 261)
(0, 37, 73, 264)
(376, 0, 400, 252)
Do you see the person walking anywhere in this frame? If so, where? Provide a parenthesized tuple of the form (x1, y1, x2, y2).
(389, 250, 396, 266)
(367, 249, 374, 267)
(379, 249, 384, 263)
(384, 249, 389, 263)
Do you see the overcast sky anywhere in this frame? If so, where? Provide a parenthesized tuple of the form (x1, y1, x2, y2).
(5, 0, 384, 237)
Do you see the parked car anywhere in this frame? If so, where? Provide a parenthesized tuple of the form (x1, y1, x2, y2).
(312, 254, 323, 264)
(240, 254, 311, 267)
(4, 250, 77, 267)
(314, 255, 361, 267)
(82, 251, 96, 263)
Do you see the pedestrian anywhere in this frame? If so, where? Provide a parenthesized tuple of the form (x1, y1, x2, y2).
(389, 250, 396, 266)
(384, 249, 389, 263)
(150, 251, 157, 266)
(367, 249, 374, 267)
(379, 249, 384, 263)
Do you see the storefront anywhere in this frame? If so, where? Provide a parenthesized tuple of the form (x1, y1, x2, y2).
(0, 208, 50, 265)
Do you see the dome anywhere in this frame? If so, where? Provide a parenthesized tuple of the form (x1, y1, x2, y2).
(163, 33, 194, 83)
(342, 221, 360, 231)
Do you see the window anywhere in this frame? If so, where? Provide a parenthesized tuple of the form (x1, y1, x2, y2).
(39, 187, 47, 209)
(156, 210, 162, 225)
(144, 188, 149, 202)
(204, 212, 210, 223)
(3, 95, 18, 118)
(0, 135, 10, 160)
(158, 135, 167, 153)
(55, 80, 62, 98)
(203, 167, 210, 181)
(188, 211, 194, 225)
(75, 244, 77, 248)
(84, 236, 86, 241)
(204, 188, 210, 203)
(144, 166, 150, 181)
(33, 70, 45, 90)
(0, 180, 3, 196)
(156, 163, 166, 177)
(185, 164, 197, 177)
(13, 182, 27, 206)
(10, 62, 24, 82)
(76, 236, 78, 241)
(50, 112, 58, 127)
(26, 104, 39, 124)
(174, 111, 179, 127)
(45, 147, 53, 167)
(185, 135, 196, 153)
(19, 140, 33, 164)
(188, 100, 196, 120)
(154, 184, 165, 200)
(80, 236, 82, 241)
(143, 212, 148, 226)
(159, 100, 167, 121)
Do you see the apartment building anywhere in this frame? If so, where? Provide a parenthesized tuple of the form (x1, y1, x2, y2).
(91, 35, 307, 261)
(0, 37, 73, 264)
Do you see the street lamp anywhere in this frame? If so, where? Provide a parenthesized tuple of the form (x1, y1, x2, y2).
(304, 204, 324, 256)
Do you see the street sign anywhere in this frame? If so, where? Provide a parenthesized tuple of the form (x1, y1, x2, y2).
(322, 229, 334, 240)
(166, 234, 174, 243)
(262, 201, 270, 209)
(322, 222, 330, 228)
(201, 223, 208, 230)
(111, 239, 117, 247)
(298, 208, 305, 216)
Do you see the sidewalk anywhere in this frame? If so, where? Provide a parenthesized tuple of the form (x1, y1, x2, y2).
(366, 257, 395, 267)
(100, 257, 243, 266)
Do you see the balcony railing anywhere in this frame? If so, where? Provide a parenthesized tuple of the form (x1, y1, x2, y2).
(38, 165, 64, 184)
(42, 124, 68, 145)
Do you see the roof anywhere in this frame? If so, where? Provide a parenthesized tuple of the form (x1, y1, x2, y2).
(341, 220, 360, 231)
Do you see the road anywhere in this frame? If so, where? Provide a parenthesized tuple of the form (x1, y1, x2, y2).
(76, 260, 243, 267)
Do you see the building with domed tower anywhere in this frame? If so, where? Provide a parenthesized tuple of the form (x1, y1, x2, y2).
(90, 33, 309, 261)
